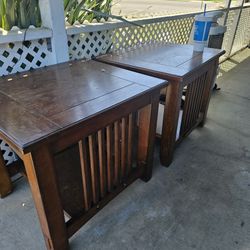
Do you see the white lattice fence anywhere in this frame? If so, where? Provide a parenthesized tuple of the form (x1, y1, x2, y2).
(0, 140, 18, 165)
(67, 6, 250, 61)
(221, 9, 238, 57)
(0, 39, 53, 76)
(113, 16, 194, 50)
(68, 30, 113, 60)
(67, 15, 195, 60)
(231, 7, 250, 54)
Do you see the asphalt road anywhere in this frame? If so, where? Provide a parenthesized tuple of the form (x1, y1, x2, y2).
(112, 0, 224, 17)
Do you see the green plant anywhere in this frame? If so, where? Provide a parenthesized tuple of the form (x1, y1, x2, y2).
(64, 0, 141, 27)
(0, 0, 41, 31)
(64, 0, 113, 25)
(0, 0, 138, 31)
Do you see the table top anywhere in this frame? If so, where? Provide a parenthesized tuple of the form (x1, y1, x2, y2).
(96, 43, 225, 81)
(0, 60, 166, 152)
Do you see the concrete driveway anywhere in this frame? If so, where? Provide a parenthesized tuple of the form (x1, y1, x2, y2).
(112, 0, 223, 17)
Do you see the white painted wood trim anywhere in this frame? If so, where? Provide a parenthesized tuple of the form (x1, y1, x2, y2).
(66, 13, 200, 35)
(66, 6, 250, 36)
(39, 0, 69, 64)
(0, 28, 52, 44)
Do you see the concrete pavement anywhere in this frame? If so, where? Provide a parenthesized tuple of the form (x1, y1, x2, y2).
(112, 0, 223, 17)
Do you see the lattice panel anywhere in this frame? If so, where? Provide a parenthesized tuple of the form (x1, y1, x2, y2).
(68, 30, 113, 60)
(232, 7, 250, 54)
(68, 17, 194, 60)
(113, 17, 194, 50)
(0, 39, 52, 76)
(221, 9, 238, 57)
(0, 139, 17, 165)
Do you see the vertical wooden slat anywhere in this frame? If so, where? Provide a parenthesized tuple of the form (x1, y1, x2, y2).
(106, 125, 113, 192)
(97, 130, 106, 198)
(127, 113, 134, 174)
(189, 76, 201, 126)
(138, 105, 150, 166)
(88, 135, 99, 204)
(197, 72, 208, 118)
(114, 121, 120, 186)
(187, 80, 198, 129)
(180, 83, 193, 136)
(194, 74, 205, 123)
(186, 84, 195, 131)
(78, 139, 91, 211)
(196, 73, 207, 118)
(191, 73, 207, 126)
(121, 117, 127, 178)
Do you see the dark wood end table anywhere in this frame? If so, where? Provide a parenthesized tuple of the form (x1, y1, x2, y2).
(0, 60, 167, 249)
(95, 43, 225, 166)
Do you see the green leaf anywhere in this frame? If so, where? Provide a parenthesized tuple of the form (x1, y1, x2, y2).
(64, 0, 141, 28)
(0, 0, 41, 30)
(5, 0, 16, 29)
(84, 8, 143, 27)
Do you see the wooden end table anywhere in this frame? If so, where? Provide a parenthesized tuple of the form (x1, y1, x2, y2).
(95, 43, 225, 166)
(0, 60, 167, 249)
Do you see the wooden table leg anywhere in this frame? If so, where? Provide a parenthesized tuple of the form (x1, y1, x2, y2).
(0, 151, 12, 198)
(138, 92, 160, 181)
(200, 60, 219, 127)
(160, 80, 183, 167)
(23, 146, 69, 250)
